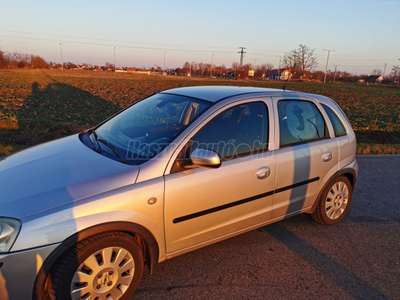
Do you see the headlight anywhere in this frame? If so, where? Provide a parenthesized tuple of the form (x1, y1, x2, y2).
(0, 218, 21, 253)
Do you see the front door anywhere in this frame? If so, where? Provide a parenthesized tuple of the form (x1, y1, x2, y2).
(164, 99, 276, 254)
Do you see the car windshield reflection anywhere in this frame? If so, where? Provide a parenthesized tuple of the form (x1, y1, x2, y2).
(95, 94, 211, 165)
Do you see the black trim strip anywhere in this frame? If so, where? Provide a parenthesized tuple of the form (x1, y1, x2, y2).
(275, 176, 320, 194)
(173, 176, 320, 224)
(173, 190, 274, 224)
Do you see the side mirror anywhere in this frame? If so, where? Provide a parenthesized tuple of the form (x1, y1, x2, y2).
(190, 148, 221, 169)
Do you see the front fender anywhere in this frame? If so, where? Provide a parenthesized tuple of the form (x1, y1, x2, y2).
(13, 176, 165, 254)
(32, 221, 160, 300)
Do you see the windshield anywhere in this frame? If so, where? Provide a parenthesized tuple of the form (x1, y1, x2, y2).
(95, 93, 211, 165)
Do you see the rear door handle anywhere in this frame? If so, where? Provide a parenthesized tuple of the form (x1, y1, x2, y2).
(256, 167, 271, 179)
(322, 152, 332, 162)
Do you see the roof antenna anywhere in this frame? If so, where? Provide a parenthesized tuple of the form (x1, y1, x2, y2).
(282, 77, 289, 92)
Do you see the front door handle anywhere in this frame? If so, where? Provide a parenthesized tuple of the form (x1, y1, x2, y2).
(256, 167, 271, 179)
(322, 152, 332, 162)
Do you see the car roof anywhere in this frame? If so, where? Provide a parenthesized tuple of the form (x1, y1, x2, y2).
(160, 85, 295, 102)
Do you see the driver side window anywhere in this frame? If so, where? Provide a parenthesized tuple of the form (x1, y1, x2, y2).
(192, 102, 268, 160)
(173, 101, 269, 172)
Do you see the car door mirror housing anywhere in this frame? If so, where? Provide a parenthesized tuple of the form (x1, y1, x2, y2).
(190, 148, 221, 169)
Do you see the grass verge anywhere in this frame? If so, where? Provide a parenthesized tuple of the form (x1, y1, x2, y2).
(0, 69, 399, 158)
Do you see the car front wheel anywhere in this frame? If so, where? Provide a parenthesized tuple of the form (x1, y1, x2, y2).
(49, 231, 144, 300)
(312, 176, 353, 225)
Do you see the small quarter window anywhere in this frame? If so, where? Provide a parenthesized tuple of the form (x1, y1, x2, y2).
(278, 100, 326, 147)
(322, 104, 347, 137)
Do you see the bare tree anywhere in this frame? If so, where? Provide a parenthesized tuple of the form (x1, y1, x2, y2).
(191, 61, 197, 75)
(30, 55, 49, 69)
(105, 62, 114, 70)
(282, 50, 298, 73)
(372, 69, 382, 76)
(0, 51, 48, 69)
(14, 52, 30, 68)
(198, 62, 204, 76)
(0, 50, 6, 68)
(390, 65, 400, 84)
(231, 62, 240, 79)
(182, 62, 190, 75)
(282, 44, 318, 78)
(232, 62, 240, 70)
(297, 45, 318, 72)
(256, 63, 273, 78)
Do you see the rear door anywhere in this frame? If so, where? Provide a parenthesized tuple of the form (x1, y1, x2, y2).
(271, 96, 339, 219)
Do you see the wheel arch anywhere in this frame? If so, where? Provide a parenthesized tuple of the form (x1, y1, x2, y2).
(306, 167, 357, 214)
(33, 221, 159, 300)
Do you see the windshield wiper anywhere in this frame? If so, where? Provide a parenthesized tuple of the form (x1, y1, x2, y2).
(91, 130, 102, 153)
(98, 138, 132, 165)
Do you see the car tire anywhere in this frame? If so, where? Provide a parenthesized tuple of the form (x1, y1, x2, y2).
(48, 231, 144, 300)
(312, 175, 353, 226)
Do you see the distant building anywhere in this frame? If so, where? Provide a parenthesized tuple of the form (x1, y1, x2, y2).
(125, 68, 149, 74)
(366, 75, 383, 84)
(265, 69, 292, 80)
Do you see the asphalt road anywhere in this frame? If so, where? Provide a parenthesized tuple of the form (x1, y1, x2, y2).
(133, 156, 400, 300)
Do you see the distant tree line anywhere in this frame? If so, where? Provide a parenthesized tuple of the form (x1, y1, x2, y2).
(0, 50, 49, 69)
(1, 46, 398, 85)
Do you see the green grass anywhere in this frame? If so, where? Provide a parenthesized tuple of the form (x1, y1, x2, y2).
(0, 68, 399, 157)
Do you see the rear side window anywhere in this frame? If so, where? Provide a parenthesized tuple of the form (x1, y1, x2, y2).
(278, 100, 326, 147)
(322, 104, 347, 137)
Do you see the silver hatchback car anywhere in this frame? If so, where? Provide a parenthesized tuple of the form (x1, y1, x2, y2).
(0, 86, 357, 299)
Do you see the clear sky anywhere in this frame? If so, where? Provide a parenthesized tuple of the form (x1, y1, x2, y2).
(0, 0, 399, 75)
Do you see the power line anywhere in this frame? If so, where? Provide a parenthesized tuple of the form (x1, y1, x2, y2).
(246, 48, 284, 55)
(0, 34, 241, 54)
(0, 29, 236, 50)
(0, 34, 237, 54)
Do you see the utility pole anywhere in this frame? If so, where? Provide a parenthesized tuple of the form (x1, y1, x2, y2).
(276, 55, 282, 80)
(252, 59, 258, 79)
(60, 43, 63, 71)
(238, 47, 246, 66)
(114, 47, 116, 74)
(210, 54, 214, 78)
(323, 49, 335, 83)
(252, 59, 258, 70)
(163, 50, 166, 74)
(333, 65, 340, 83)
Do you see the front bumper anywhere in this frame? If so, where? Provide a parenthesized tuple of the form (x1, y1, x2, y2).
(0, 243, 60, 300)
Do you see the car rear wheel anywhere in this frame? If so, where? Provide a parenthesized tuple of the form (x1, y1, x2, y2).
(312, 176, 353, 225)
(49, 231, 144, 300)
